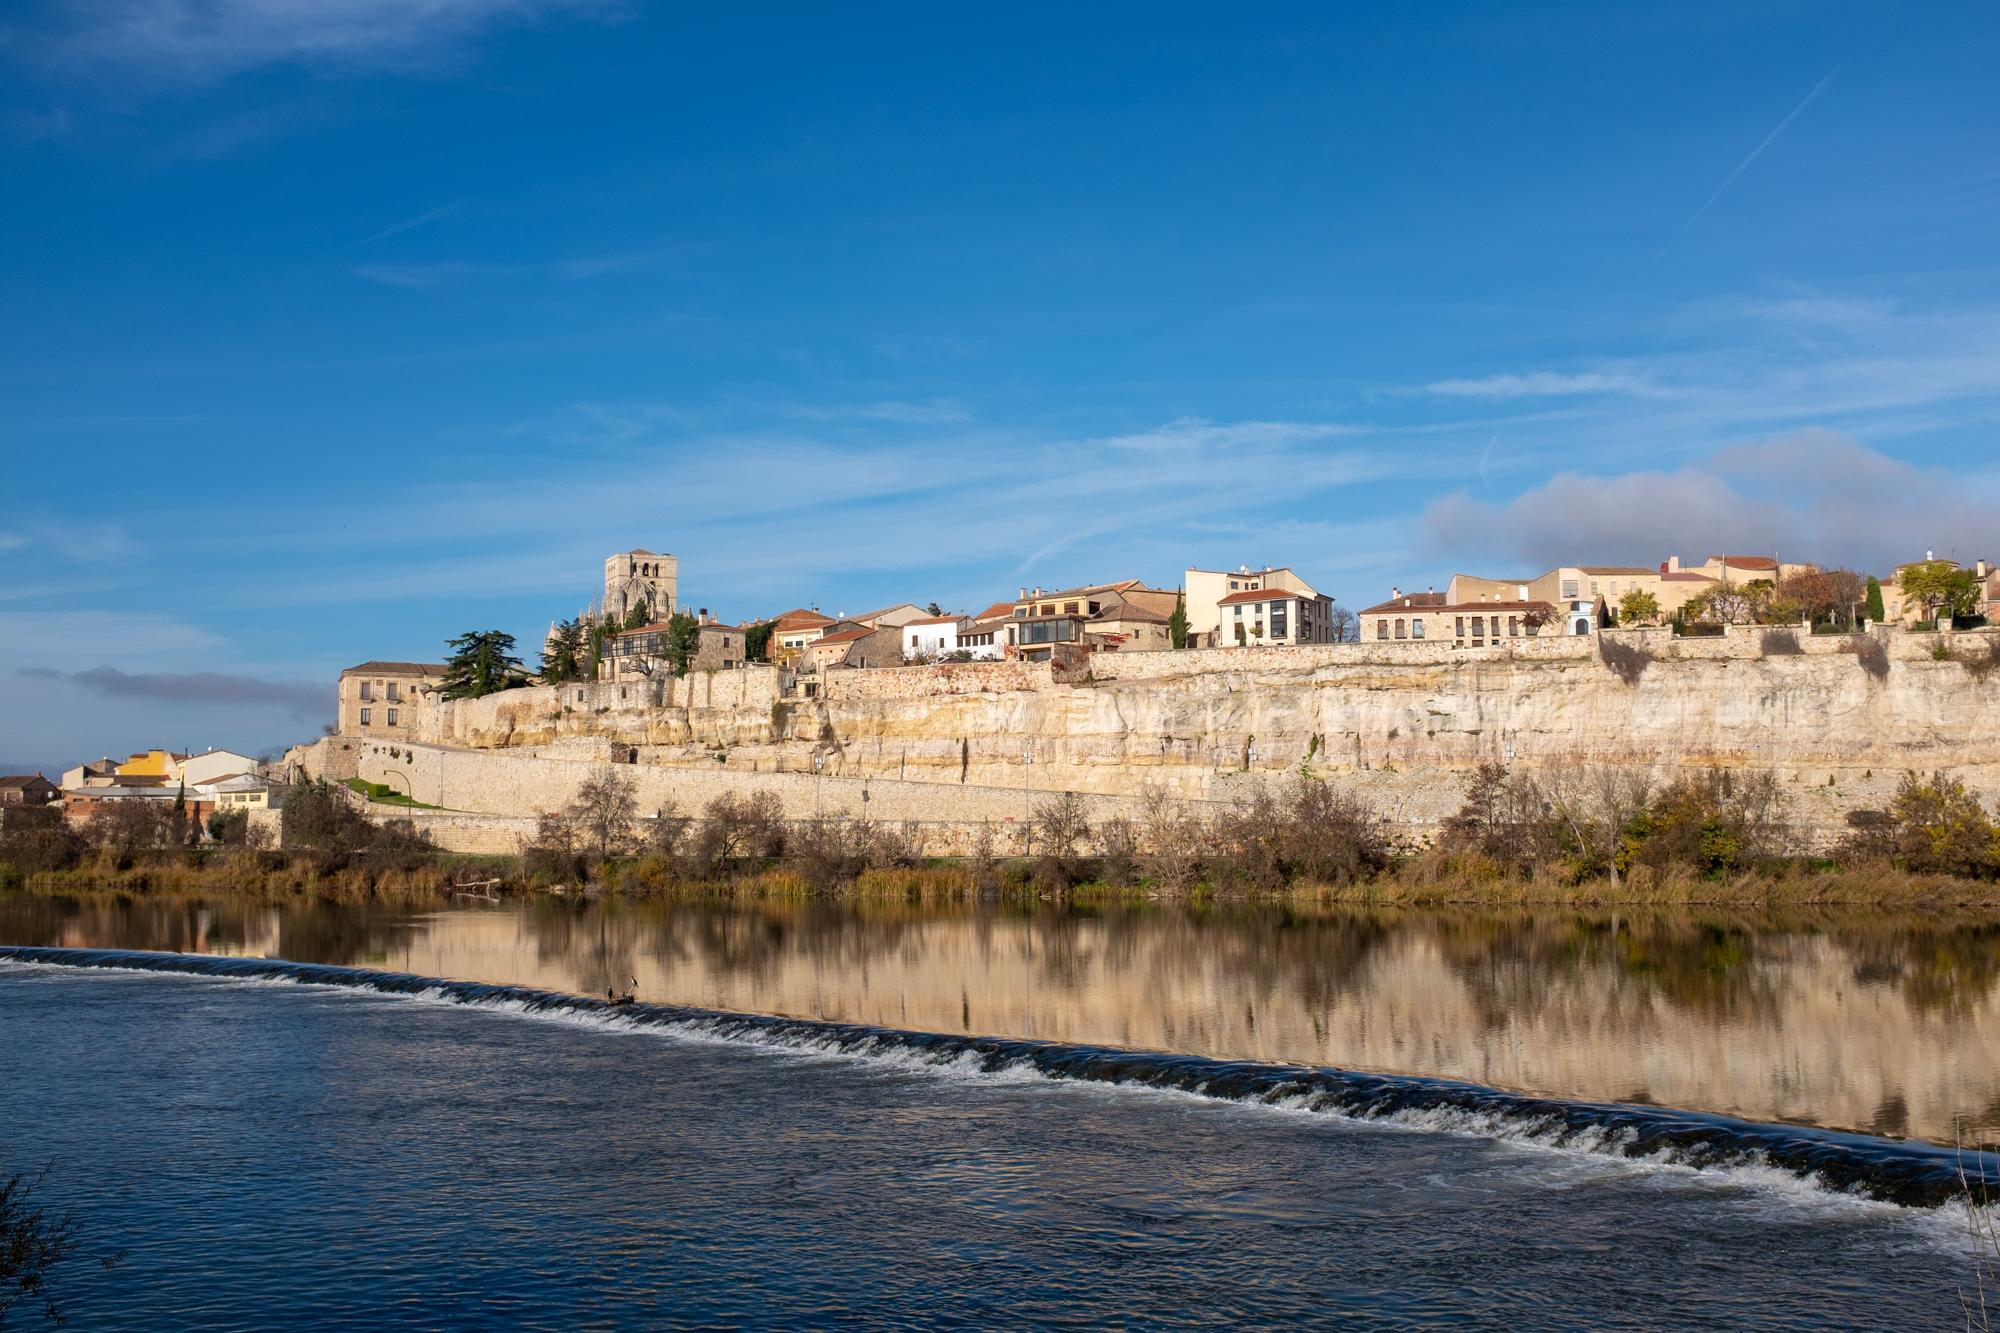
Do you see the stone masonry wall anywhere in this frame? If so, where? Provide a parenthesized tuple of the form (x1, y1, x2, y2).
(320, 627, 2000, 847)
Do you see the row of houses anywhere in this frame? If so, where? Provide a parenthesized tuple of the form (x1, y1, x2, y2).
(1359, 551, 2000, 646)
(2, 746, 284, 832)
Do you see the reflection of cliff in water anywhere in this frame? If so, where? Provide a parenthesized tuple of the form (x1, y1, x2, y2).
(6, 895, 2000, 1145)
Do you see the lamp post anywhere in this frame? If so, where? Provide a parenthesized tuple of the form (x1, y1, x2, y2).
(812, 751, 824, 823)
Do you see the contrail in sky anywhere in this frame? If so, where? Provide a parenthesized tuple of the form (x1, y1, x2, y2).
(1663, 64, 1842, 251)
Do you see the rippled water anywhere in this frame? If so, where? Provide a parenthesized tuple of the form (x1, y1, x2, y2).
(5, 893, 1999, 1144)
(0, 952, 1987, 1329)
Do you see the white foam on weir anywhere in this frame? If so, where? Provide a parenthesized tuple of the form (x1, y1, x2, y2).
(1, 952, 1992, 1249)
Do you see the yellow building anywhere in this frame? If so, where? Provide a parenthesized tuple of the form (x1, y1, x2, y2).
(116, 749, 185, 779)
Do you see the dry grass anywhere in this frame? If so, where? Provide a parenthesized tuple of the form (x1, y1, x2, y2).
(15, 850, 512, 906)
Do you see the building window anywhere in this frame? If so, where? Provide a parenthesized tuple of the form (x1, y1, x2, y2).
(387, 683, 401, 702)
(1509, 617, 1519, 637)
(1561, 579, 1579, 599)
(1412, 618, 1425, 639)
(1064, 601, 1079, 613)
(1376, 620, 1388, 640)
(360, 708, 372, 725)
(1456, 616, 1466, 639)
(387, 708, 398, 726)
(359, 683, 373, 702)
(1394, 618, 1406, 639)
(1228, 580, 1239, 590)
(1270, 604, 1288, 639)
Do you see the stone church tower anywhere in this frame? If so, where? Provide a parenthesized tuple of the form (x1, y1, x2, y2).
(604, 550, 678, 624)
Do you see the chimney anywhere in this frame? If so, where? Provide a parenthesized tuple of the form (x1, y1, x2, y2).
(1667, 555, 1681, 573)
(1518, 584, 1528, 601)
(1018, 587, 1027, 600)
(1392, 586, 1401, 601)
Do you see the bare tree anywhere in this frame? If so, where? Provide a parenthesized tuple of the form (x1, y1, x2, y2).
(1326, 604, 1358, 643)
(568, 769, 638, 862)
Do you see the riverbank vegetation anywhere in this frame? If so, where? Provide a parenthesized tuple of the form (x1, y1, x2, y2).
(5, 767, 2000, 910)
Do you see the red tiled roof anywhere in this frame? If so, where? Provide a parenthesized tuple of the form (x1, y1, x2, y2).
(1216, 588, 1322, 606)
(1660, 572, 1716, 582)
(972, 601, 1016, 622)
(1706, 555, 1777, 570)
(1358, 592, 1448, 615)
(1366, 598, 1555, 615)
(772, 608, 835, 630)
(813, 628, 874, 646)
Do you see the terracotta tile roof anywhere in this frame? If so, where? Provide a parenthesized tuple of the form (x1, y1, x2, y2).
(1706, 555, 1778, 570)
(1660, 572, 1716, 582)
(1216, 587, 1322, 606)
(1358, 591, 1448, 615)
(813, 628, 874, 646)
(851, 604, 923, 623)
(771, 608, 835, 630)
(341, 661, 446, 676)
(1364, 595, 1554, 615)
(0, 775, 54, 789)
(1093, 604, 1170, 623)
(972, 601, 1016, 622)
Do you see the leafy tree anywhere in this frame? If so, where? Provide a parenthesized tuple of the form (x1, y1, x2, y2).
(924, 601, 946, 617)
(1865, 574, 1886, 623)
(743, 619, 777, 662)
(1618, 589, 1661, 625)
(1168, 589, 1189, 649)
(622, 599, 652, 631)
(1898, 561, 1980, 624)
(661, 612, 703, 677)
(441, 630, 526, 699)
(542, 618, 585, 683)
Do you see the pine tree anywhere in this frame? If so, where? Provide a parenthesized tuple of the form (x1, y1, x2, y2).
(1865, 574, 1886, 624)
(1168, 589, 1189, 649)
(623, 598, 652, 631)
(662, 611, 703, 677)
(442, 631, 526, 699)
(542, 618, 585, 683)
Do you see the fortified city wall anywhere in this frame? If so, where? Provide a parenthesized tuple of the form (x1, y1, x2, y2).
(293, 626, 2000, 854)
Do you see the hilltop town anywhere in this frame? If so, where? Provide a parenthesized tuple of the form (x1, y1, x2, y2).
(10, 542, 2000, 858)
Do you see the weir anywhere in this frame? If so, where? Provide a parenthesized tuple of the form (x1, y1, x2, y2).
(6, 944, 1995, 1210)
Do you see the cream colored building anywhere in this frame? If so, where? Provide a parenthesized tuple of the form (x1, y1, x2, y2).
(1182, 566, 1321, 645)
(198, 773, 281, 812)
(338, 661, 444, 738)
(1214, 586, 1337, 646)
(1359, 589, 1566, 646)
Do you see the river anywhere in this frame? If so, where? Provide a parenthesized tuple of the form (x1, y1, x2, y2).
(2, 893, 1997, 1326)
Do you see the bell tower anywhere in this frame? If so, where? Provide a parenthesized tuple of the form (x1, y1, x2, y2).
(604, 550, 678, 624)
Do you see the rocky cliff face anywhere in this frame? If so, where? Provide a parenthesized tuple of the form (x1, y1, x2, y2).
(406, 628, 2000, 833)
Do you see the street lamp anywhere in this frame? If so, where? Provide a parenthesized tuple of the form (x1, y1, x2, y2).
(812, 751, 824, 822)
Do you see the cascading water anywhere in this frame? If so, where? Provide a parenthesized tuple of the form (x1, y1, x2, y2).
(5, 944, 1992, 1210)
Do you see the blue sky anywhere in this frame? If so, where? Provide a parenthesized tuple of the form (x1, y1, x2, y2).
(4, 2, 2000, 773)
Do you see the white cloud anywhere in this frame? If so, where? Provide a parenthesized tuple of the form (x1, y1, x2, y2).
(1424, 371, 1667, 400)
(1423, 429, 2000, 575)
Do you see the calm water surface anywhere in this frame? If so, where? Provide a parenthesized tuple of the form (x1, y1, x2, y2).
(4, 893, 1997, 1145)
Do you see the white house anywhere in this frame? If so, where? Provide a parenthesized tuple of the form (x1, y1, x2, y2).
(901, 616, 968, 660)
(196, 773, 282, 812)
(178, 749, 262, 788)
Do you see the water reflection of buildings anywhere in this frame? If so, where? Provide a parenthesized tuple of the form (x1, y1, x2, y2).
(19, 899, 2000, 1146)
(335, 906, 2000, 1147)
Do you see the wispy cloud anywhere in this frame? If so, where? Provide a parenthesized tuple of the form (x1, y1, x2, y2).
(351, 201, 465, 248)
(787, 399, 974, 425)
(1664, 65, 1842, 249)
(1424, 371, 1667, 400)
(15, 0, 620, 87)
(19, 665, 329, 719)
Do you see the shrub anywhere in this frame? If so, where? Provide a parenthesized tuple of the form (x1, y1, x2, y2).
(1883, 771, 1997, 878)
(1758, 629, 1801, 656)
(1137, 786, 1204, 893)
(520, 810, 585, 883)
(1097, 816, 1138, 888)
(0, 807, 86, 873)
(1030, 790, 1091, 891)
(689, 791, 787, 874)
